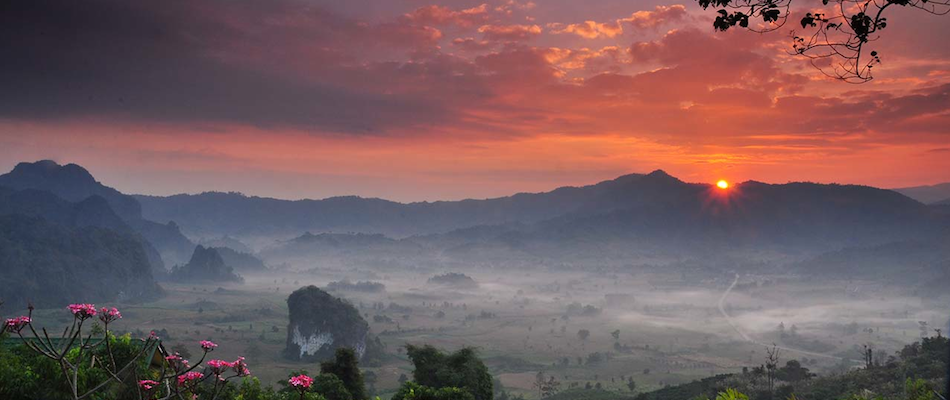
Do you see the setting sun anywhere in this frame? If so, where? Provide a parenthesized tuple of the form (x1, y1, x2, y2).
(717, 180, 729, 189)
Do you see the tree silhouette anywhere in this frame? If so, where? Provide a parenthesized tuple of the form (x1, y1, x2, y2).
(694, 0, 950, 82)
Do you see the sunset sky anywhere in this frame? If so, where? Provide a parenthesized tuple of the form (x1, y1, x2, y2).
(1, 0, 948, 201)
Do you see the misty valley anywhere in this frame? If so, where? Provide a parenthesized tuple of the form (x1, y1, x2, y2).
(1, 160, 947, 400)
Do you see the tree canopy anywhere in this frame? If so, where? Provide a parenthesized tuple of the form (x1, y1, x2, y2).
(694, 0, 950, 82)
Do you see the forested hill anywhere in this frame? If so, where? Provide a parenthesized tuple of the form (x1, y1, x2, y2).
(0, 161, 195, 265)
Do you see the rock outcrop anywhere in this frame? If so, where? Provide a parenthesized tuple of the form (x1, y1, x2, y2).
(170, 245, 243, 283)
(285, 286, 369, 362)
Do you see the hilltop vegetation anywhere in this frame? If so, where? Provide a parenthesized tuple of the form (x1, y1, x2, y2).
(638, 336, 948, 400)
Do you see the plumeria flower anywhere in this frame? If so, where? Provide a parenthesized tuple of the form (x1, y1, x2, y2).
(200, 340, 217, 352)
(67, 303, 97, 320)
(232, 356, 250, 377)
(138, 379, 159, 391)
(98, 307, 121, 324)
(289, 374, 314, 390)
(4, 316, 31, 333)
(206, 359, 233, 376)
(165, 353, 190, 371)
(177, 371, 204, 387)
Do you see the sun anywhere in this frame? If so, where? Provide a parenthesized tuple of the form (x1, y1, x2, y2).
(717, 180, 729, 189)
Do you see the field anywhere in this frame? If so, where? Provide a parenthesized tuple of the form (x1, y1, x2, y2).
(22, 262, 947, 399)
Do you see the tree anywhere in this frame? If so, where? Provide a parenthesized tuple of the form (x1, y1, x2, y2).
(320, 348, 366, 400)
(314, 374, 354, 400)
(765, 344, 781, 399)
(693, 0, 950, 82)
(577, 329, 591, 341)
(533, 371, 561, 398)
(392, 382, 475, 400)
(776, 360, 813, 383)
(405, 345, 493, 400)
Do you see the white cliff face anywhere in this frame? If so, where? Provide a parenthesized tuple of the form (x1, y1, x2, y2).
(292, 325, 334, 358)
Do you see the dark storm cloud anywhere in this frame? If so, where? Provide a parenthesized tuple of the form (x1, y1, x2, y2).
(0, 0, 449, 133)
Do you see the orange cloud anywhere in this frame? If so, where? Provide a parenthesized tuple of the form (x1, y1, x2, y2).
(404, 4, 489, 27)
(620, 5, 688, 30)
(549, 21, 623, 39)
(550, 5, 688, 39)
(478, 24, 542, 42)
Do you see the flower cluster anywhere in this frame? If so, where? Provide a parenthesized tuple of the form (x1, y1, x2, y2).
(231, 356, 250, 377)
(138, 379, 159, 390)
(177, 371, 204, 387)
(200, 340, 217, 352)
(4, 316, 31, 333)
(98, 307, 122, 324)
(67, 303, 97, 320)
(165, 353, 190, 372)
(289, 374, 314, 389)
(206, 359, 232, 376)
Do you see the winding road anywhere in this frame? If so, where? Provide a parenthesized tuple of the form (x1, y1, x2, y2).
(717, 273, 846, 361)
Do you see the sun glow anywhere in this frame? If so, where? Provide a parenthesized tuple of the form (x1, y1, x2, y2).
(717, 180, 729, 189)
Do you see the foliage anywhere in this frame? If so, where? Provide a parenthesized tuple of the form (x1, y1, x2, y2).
(391, 382, 475, 400)
(405, 345, 493, 400)
(692, 0, 950, 82)
(638, 336, 948, 400)
(320, 348, 366, 400)
(313, 374, 353, 400)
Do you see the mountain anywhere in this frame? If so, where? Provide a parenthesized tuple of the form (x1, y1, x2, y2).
(131, 169, 950, 264)
(894, 182, 950, 204)
(200, 236, 253, 253)
(417, 179, 947, 261)
(213, 246, 267, 271)
(0, 161, 196, 266)
(260, 232, 424, 267)
(0, 188, 165, 309)
(132, 172, 662, 239)
(170, 245, 243, 283)
(0, 186, 166, 274)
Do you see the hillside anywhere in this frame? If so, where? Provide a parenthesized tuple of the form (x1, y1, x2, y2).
(0, 214, 164, 309)
(637, 336, 948, 400)
(895, 182, 950, 204)
(0, 186, 166, 274)
(0, 161, 196, 266)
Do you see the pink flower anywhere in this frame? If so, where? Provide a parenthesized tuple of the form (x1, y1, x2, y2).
(177, 371, 204, 387)
(4, 316, 31, 333)
(138, 379, 159, 391)
(98, 307, 122, 323)
(289, 374, 314, 389)
(149, 330, 158, 339)
(200, 340, 217, 352)
(67, 303, 97, 320)
(206, 359, 233, 376)
(165, 353, 190, 371)
(231, 356, 250, 377)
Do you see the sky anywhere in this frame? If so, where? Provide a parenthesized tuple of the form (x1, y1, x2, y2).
(0, 0, 948, 202)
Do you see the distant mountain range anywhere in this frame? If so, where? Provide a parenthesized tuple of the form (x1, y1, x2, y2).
(2, 160, 948, 280)
(134, 170, 948, 259)
(894, 182, 950, 204)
